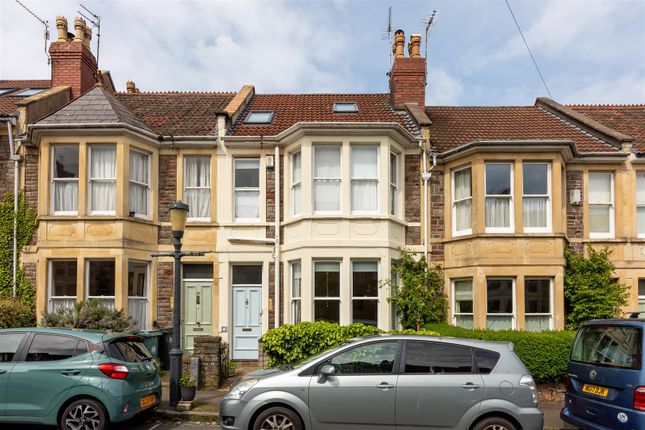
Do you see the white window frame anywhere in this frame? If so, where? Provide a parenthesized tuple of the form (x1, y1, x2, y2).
(88, 145, 116, 216)
(350, 145, 379, 214)
(129, 149, 151, 219)
(234, 158, 261, 221)
(313, 145, 342, 214)
(351, 260, 379, 326)
(184, 156, 212, 222)
(589, 172, 615, 239)
(390, 152, 399, 217)
(290, 261, 302, 324)
(313, 260, 341, 322)
(85, 259, 116, 310)
(637, 173, 645, 238)
(48, 260, 77, 312)
(127, 260, 150, 330)
(485, 163, 514, 233)
(523, 162, 552, 233)
(452, 165, 473, 236)
(451, 278, 474, 328)
(638, 278, 645, 311)
(291, 151, 302, 217)
(524, 277, 554, 331)
(51, 145, 79, 216)
(486, 277, 516, 330)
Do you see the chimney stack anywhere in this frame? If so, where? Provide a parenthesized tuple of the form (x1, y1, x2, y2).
(389, 30, 427, 109)
(49, 15, 98, 99)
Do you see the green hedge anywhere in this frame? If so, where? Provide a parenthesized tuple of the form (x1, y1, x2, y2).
(425, 324, 576, 383)
(0, 299, 35, 328)
(261, 321, 439, 367)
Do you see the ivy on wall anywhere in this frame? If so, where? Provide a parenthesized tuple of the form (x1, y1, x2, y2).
(0, 192, 36, 306)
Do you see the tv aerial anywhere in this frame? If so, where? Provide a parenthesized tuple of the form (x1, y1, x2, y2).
(15, 0, 50, 65)
(77, 3, 102, 67)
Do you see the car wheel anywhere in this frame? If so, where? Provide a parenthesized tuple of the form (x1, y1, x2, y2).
(253, 406, 302, 430)
(59, 398, 108, 430)
(473, 416, 517, 430)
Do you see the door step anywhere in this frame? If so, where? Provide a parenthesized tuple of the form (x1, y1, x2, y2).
(231, 360, 262, 375)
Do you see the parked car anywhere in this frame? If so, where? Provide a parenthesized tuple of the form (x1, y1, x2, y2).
(220, 335, 543, 430)
(0, 327, 161, 430)
(561, 316, 645, 430)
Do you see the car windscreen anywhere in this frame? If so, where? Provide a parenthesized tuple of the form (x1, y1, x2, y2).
(571, 325, 643, 370)
(106, 338, 152, 363)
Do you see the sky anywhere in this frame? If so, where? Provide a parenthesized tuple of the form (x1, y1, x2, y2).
(1, 0, 644, 106)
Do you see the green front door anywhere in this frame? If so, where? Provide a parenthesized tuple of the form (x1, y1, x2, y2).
(183, 282, 213, 351)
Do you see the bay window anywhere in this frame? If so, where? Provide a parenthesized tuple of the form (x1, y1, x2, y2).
(128, 261, 149, 329)
(351, 261, 378, 326)
(638, 173, 645, 237)
(87, 260, 115, 309)
(314, 145, 341, 212)
(314, 261, 340, 322)
(234, 158, 260, 220)
(351, 146, 378, 212)
(51, 145, 79, 214)
(524, 278, 552, 331)
(184, 156, 211, 220)
(589, 172, 614, 238)
(88, 145, 116, 214)
(485, 163, 513, 232)
(48, 260, 77, 312)
(486, 278, 514, 330)
(291, 261, 301, 324)
(523, 163, 551, 232)
(291, 151, 301, 216)
(452, 279, 473, 328)
(129, 150, 150, 217)
(453, 166, 472, 235)
(390, 153, 398, 216)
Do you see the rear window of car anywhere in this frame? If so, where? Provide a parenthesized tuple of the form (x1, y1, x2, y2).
(404, 341, 473, 374)
(475, 348, 500, 373)
(571, 325, 643, 370)
(106, 338, 152, 363)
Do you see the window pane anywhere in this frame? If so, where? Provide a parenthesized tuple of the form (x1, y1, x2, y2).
(485, 164, 511, 195)
(640, 279, 645, 297)
(638, 174, 645, 204)
(571, 325, 642, 370)
(475, 349, 500, 374)
(90, 146, 116, 178)
(390, 153, 398, 186)
(129, 151, 149, 184)
(589, 205, 610, 233)
(485, 197, 510, 228)
(0, 333, 25, 362)
(88, 260, 115, 296)
(638, 207, 645, 235)
(185, 157, 211, 187)
(487, 279, 513, 313)
(525, 279, 550, 313)
(26, 334, 78, 361)
(184, 264, 214, 279)
(455, 315, 474, 329)
(90, 146, 116, 213)
(53, 146, 79, 178)
(352, 300, 378, 326)
(232, 265, 262, 285)
(352, 180, 377, 211)
(314, 146, 340, 178)
(589, 173, 611, 203)
(353, 262, 378, 297)
(185, 189, 211, 218)
(235, 159, 260, 188)
(351, 146, 377, 178)
(315, 181, 340, 212)
(293, 185, 301, 215)
(523, 163, 548, 195)
(315, 262, 340, 297)
(333, 102, 358, 113)
(525, 316, 551, 332)
(329, 342, 397, 374)
(51, 260, 77, 296)
(455, 200, 472, 232)
(487, 315, 513, 330)
(291, 262, 301, 297)
(314, 300, 340, 322)
(245, 111, 274, 123)
(454, 279, 473, 313)
(54, 182, 78, 212)
(129, 183, 148, 216)
(454, 168, 471, 200)
(235, 190, 260, 218)
(292, 300, 301, 324)
(404, 342, 473, 374)
(128, 262, 147, 297)
(90, 182, 115, 212)
(523, 197, 547, 228)
(292, 152, 301, 183)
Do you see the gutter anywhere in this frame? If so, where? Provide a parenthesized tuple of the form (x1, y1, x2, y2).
(421, 145, 437, 264)
(274, 145, 281, 329)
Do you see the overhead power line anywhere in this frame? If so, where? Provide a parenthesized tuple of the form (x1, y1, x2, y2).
(504, 0, 553, 99)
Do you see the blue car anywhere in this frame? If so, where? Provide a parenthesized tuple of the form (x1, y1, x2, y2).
(561, 317, 645, 430)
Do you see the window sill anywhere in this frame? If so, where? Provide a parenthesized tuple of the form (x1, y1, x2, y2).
(41, 215, 157, 226)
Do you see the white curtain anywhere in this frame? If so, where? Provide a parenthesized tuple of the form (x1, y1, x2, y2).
(487, 315, 512, 330)
(638, 175, 645, 234)
(455, 315, 474, 329)
(589, 173, 611, 203)
(292, 152, 302, 215)
(351, 147, 378, 212)
(129, 151, 149, 216)
(523, 197, 547, 228)
(314, 146, 340, 178)
(185, 157, 211, 219)
(292, 184, 301, 215)
(291, 262, 301, 297)
(352, 180, 377, 211)
(90, 147, 116, 212)
(485, 197, 510, 228)
(454, 280, 472, 313)
(54, 181, 78, 212)
(525, 316, 551, 332)
(351, 147, 377, 177)
(314, 181, 340, 211)
(589, 205, 610, 233)
(128, 297, 148, 329)
(453, 169, 472, 231)
(48, 298, 76, 313)
(235, 190, 260, 218)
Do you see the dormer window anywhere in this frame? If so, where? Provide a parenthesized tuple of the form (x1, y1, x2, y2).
(245, 111, 275, 124)
(13, 88, 47, 97)
(0, 88, 17, 96)
(333, 102, 358, 113)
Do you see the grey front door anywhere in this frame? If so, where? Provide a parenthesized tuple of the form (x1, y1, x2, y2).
(232, 286, 262, 359)
(308, 341, 399, 430)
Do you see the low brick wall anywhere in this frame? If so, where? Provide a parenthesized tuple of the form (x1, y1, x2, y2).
(193, 336, 222, 389)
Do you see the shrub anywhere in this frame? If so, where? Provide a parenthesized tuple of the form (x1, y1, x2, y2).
(0, 299, 35, 328)
(43, 299, 139, 334)
(425, 323, 576, 383)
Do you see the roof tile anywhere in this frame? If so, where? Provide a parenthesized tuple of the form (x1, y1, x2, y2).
(567, 105, 645, 153)
(0, 79, 52, 115)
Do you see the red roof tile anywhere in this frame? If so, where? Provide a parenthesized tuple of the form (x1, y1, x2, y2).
(0, 79, 52, 115)
(114, 92, 235, 136)
(229, 94, 419, 137)
(567, 105, 645, 154)
(424, 106, 619, 154)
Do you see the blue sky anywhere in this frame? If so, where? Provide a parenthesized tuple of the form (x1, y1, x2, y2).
(1, 0, 644, 105)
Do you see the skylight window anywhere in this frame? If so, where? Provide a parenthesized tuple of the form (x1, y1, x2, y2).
(13, 88, 47, 97)
(0, 88, 17, 96)
(245, 111, 275, 124)
(333, 102, 358, 113)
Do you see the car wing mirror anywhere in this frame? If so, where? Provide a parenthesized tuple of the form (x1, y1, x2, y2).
(317, 364, 336, 384)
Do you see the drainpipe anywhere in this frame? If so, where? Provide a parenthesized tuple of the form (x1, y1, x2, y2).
(5, 117, 20, 298)
(421, 146, 437, 264)
(273, 145, 280, 329)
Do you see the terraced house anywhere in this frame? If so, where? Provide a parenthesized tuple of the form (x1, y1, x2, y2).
(2, 18, 644, 360)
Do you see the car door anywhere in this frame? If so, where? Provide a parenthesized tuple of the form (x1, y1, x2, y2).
(0, 332, 28, 416)
(308, 340, 400, 430)
(396, 340, 484, 430)
(5, 333, 91, 418)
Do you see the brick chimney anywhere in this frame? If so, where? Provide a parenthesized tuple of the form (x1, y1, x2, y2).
(389, 30, 427, 109)
(49, 16, 98, 99)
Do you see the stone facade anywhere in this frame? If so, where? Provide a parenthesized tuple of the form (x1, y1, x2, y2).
(429, 170, 445, 261)
(157, 262, 174, 328)
(192, 336, 222, 389)
(566, 170, 584, 253)
(405, 154, 421, 245)
(158, 154, 177, 244)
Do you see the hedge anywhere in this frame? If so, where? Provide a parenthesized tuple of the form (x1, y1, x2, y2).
(0, 299, 35, 328)
(425, 324, 576, 383)
(260, 321, 439, 367)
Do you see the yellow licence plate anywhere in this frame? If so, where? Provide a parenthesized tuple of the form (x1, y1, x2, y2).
(140, 394, 156, 408)
(582, 384, 609, 397)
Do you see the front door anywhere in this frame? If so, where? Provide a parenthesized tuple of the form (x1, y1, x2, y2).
(183, 282, 213, 351)
(232, 287, 262, 359)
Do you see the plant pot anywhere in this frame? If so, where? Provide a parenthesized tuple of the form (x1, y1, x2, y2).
(181, 386, 196, 401)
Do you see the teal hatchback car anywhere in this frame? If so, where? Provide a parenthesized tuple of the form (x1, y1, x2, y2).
(0, 327, 161, 430)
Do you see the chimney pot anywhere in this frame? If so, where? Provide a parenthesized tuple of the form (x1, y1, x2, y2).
(408, 34, 422, 58)
(392, 29, 405, 58)
(74, 17, 86, 43)
(83, 26, 92, 48)
(55, 16, 68, 42)
(126, 81, 139, 93)
(389, 29, 427, 109)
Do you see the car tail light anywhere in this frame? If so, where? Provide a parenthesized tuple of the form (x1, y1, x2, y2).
(634, 386, 645, 411)
(98, 363, 129, 379)
(520, 374, 538, 405)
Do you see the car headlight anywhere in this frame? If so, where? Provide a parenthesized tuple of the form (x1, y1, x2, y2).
(224, 379, 259, 400)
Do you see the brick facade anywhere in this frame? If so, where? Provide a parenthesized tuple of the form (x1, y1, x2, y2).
(0, 138, 15, 198)
(389, 57, 427, 109)
(24, 146, 39, 245)
(267, 262, 284, 328)
(405, 154, 421, 245)
(566, 170, 584, 252)
(49, 41, 97, 99)
(158, 154, 177, 244)
(265, 154, 284, 241)
(429, 170, 445, 261)
(156, 262, 174, 328)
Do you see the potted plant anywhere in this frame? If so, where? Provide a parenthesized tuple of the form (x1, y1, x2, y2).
(179, 372, 197, 401)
